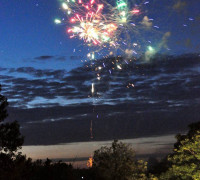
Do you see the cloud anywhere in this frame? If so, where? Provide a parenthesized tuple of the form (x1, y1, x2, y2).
(184, 38, 192, 48)
(0, 67, 7, 72)
(173, 1, 187, 12)
(159, 32, 171, 49)
(1, 54, 200, 145)
(141, 16, 152, 28)
(56, 56, 66, 61)
(15, 67, 66, 78)
(34, 55, 67, 61)
(70, 56, 83, 60)
(7, 104, 200, 145)
(144, 32, 171, 61)
(35, 55, 54, 60)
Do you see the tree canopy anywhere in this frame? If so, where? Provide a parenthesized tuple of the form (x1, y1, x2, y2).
(93, 140, 148, 180)
(160, 122, 200, 180)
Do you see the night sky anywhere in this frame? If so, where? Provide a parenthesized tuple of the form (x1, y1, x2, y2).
(1, 0, 200, 164)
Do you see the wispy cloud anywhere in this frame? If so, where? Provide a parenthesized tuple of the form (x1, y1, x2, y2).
(173, 0, 187, 12)
(33, 55, 67, 62)
(35, 55, 54, 60)
(1, 54, 200, 145)
(141, 16, 152, 28)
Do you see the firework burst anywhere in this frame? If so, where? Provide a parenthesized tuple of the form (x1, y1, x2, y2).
(55, 0, 144, 49)
(67, 4, 118, 45)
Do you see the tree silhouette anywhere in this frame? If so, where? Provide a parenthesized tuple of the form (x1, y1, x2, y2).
(0, 85, 8, 122)
(0, 85, 24, 154)
(0, 121, 24, 153)
(0, 85, 24, 179)
(93, 140, 148, 180)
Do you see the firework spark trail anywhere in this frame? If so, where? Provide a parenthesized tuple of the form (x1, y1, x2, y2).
(55, 0, 161, 140)
(91, 83, 94, 139)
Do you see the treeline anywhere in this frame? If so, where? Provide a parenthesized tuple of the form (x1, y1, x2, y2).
(1, 85, 200, 179)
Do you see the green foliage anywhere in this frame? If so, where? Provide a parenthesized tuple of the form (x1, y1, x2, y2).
(93, 140, 148, 180)
(160, 122, 200, 180)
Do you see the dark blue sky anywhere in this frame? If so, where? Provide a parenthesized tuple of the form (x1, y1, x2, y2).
(1, 0, 83, 70)
(0, 0, 200, 162)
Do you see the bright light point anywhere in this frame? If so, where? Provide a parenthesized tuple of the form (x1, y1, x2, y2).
(91, 83, 94, 93)
(98, 4, 104, 10)
(62, 3, 68, 10)
(148, 46, 154, 51)
(120, 11, 126, 17)
(98, 66, 102, 70)
(121, 17, 127, 23)
(80, 22, 85, 27)
(92, 54, 95, 59)
(117, 65, 122, 70)
(54, 19, 61, 24)
(67, 28, 72, 33)
(145, 46, 156, 61)
(70, 18, 75, 23)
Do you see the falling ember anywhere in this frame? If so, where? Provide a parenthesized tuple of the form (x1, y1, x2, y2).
(91, 83, 95, 94)
(90, 119, 93, 139)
